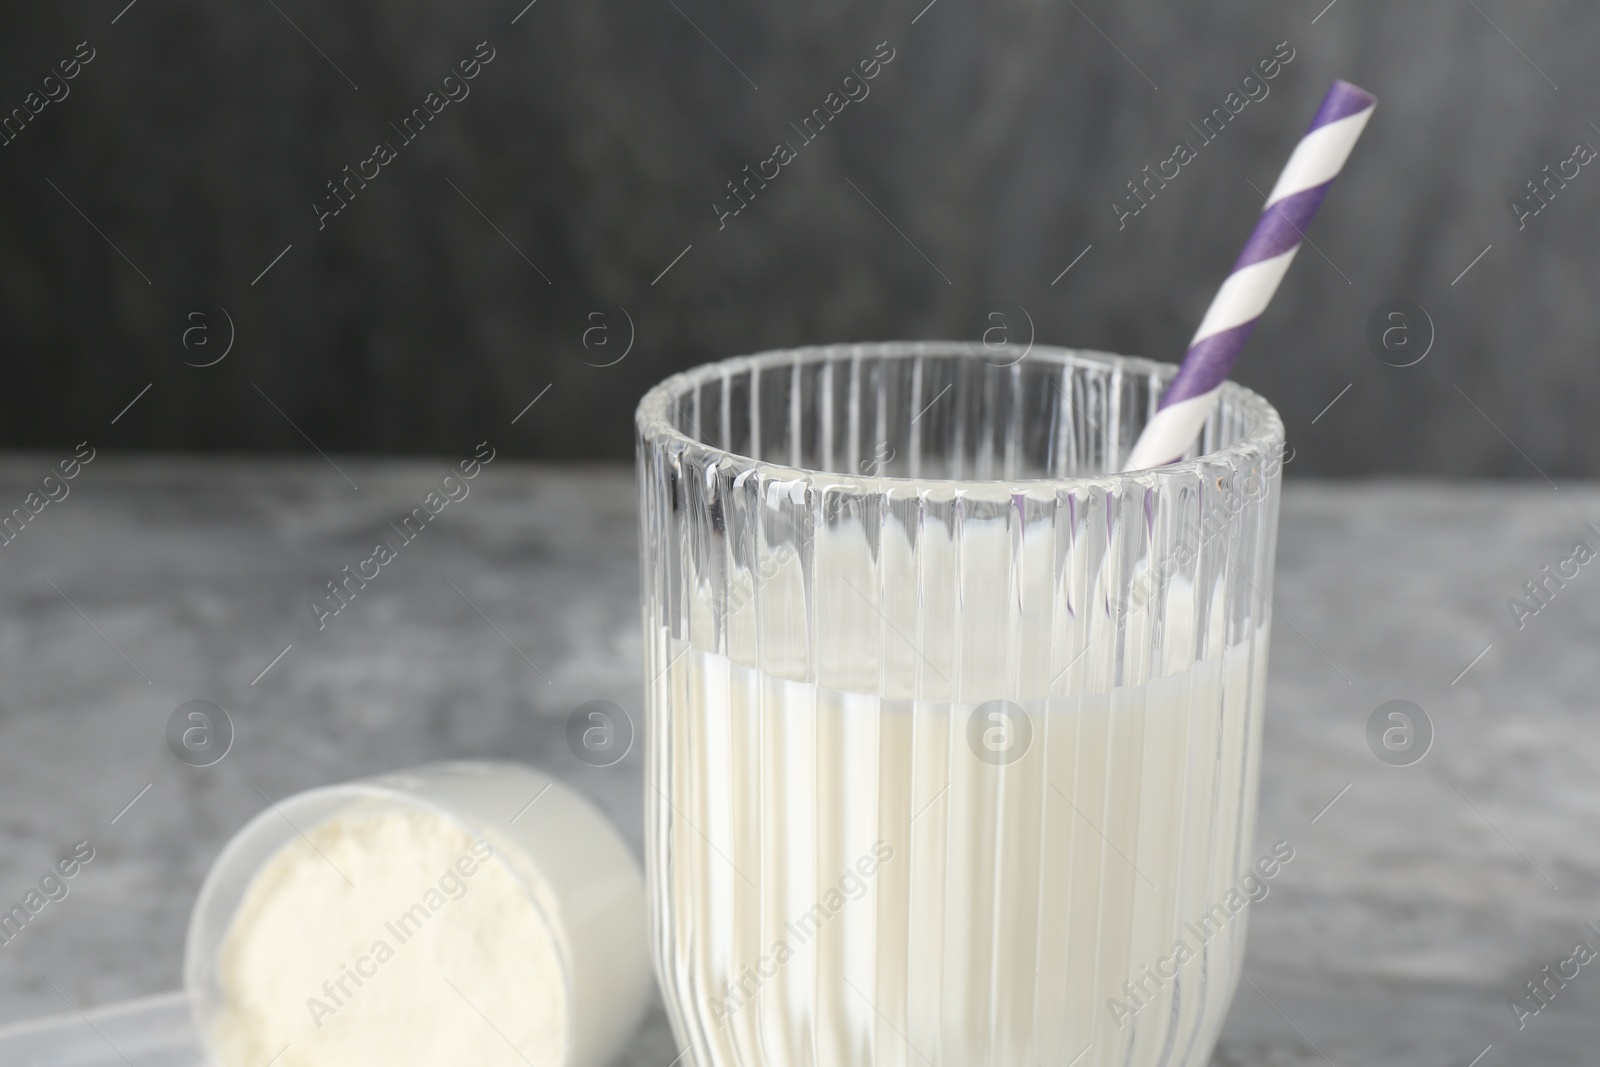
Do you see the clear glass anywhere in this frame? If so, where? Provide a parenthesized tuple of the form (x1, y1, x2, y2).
(636, 342, 1285, 1067)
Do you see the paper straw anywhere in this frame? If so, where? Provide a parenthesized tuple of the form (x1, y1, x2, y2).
(1122, 80, 1377, 471)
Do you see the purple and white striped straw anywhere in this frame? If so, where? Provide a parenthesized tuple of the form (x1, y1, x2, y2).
(1123, 79, 1377, 471)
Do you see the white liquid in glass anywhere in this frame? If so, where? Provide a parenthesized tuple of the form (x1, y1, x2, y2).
(653, 613, 1268, 1067)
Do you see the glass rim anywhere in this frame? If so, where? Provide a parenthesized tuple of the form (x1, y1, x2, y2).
(635, 340, 1286, 491)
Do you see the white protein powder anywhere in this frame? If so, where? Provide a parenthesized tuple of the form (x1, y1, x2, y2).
(213, 807, 568, 1067)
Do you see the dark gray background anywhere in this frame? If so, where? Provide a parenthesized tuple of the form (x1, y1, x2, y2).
(0, 0, 1588, 477)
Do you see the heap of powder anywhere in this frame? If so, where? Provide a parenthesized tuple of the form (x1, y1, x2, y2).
(212, 807, 567, 1067)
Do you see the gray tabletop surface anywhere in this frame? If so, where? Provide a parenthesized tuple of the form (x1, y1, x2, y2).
(0, 455, 1594, 1066)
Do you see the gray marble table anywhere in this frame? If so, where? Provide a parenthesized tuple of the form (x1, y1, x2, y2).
(0, 456, 1594, 1066)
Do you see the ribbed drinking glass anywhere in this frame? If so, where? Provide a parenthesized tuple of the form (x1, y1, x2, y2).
(636, 342, 1285, 1067)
